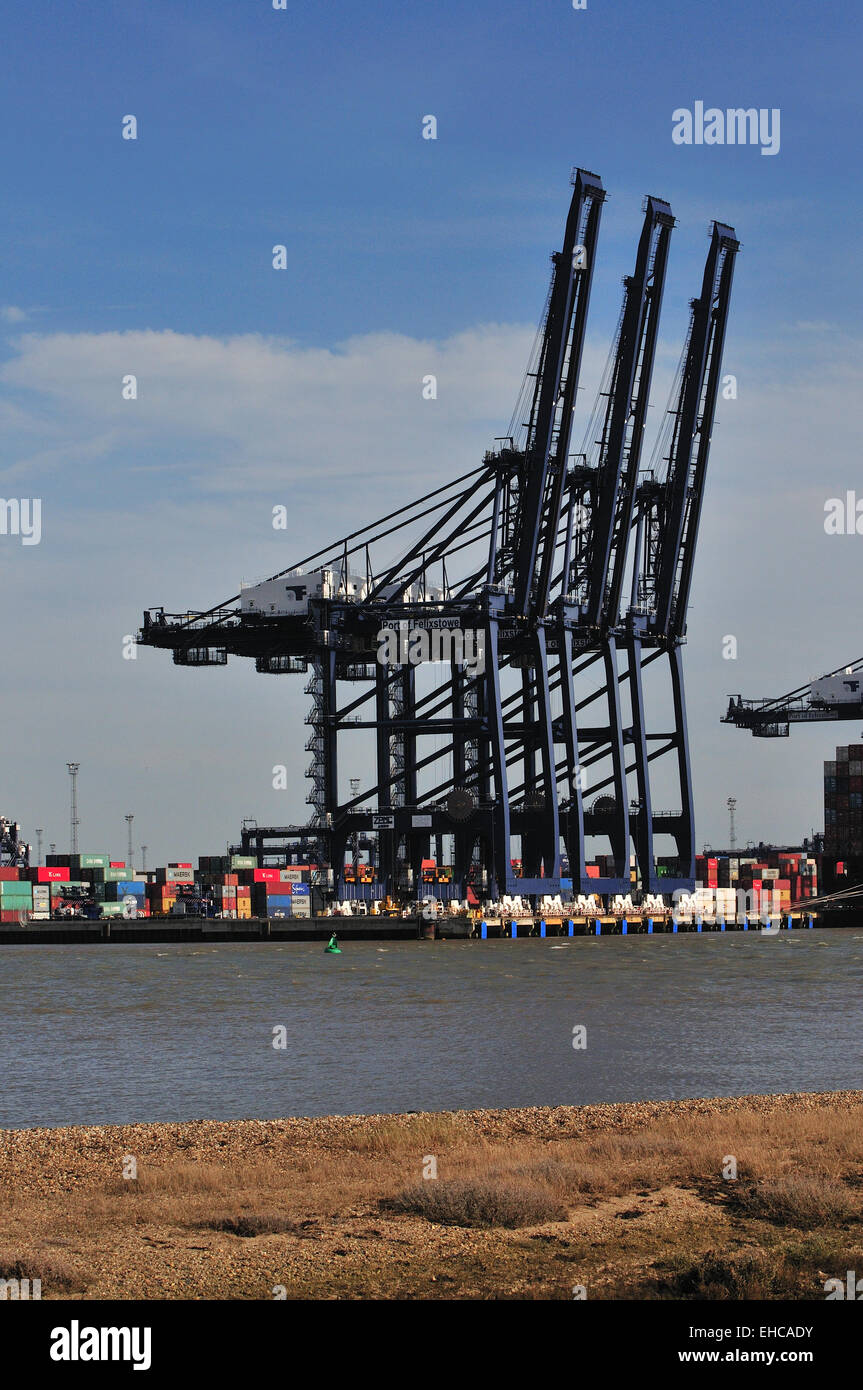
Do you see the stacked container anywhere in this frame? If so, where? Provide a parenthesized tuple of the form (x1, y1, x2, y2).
(824, 744, 863, 856)
(0, 870, 32, 921)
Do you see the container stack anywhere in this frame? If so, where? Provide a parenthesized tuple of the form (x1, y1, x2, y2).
(0, 866, 32, 922)
(695, 852, 817, 909)
(824, 744, 863, 856)
(234, 865, 312, 919)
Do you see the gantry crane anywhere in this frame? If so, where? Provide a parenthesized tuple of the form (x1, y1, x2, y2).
(723, 658, 863, 737)
(139, 171, 739, 903)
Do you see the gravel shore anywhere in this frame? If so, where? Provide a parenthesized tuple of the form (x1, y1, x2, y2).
(4, 1089, 861, 1195)
(2, 1091, 861, 1299)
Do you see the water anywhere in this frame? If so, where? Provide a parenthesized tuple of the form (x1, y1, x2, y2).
(1, 930, 861, 1129)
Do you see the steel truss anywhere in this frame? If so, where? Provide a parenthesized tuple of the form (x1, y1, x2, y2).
(139, 171, 739, 900)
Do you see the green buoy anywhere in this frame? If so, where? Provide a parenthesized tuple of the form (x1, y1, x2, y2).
(324, 933, 341, 954)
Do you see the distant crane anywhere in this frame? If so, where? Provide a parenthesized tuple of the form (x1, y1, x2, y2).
(724, 660, 863, 737)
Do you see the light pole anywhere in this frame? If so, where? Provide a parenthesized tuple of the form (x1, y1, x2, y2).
(727, 796, 737, 853)
(66, 763, 80, 854)
(141, 845, 148, 871)
(35, 828, 43, 865)
(125, 814, 134, 868)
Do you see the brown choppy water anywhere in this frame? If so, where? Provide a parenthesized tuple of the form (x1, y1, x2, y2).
(2, 930, 861, 1129)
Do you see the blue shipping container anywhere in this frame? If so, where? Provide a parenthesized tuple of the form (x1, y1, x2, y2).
(118, 881, 146, 895)
(291, 883, 310, 896)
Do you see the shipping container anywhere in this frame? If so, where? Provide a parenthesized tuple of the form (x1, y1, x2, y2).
(230, 855, 256, 870)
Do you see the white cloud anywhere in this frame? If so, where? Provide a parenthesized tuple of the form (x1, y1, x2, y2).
(0, 320, 861, 857)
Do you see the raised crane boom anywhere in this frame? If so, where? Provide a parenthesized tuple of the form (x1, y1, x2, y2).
(580, 196, 675, 629)
(644, 221, 739, 639)
(512, 168, 605, 620)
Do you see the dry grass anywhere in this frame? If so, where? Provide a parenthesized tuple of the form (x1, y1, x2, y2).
(733, 1173, 860, 1227)
(346, 1112, 472, 1155)
(655, 1248, 811, 1301)
(0, 1252, 86, 1292)
(381, 1178, 566, 1229)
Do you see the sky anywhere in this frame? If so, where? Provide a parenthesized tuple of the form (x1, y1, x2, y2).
(0, 0, 861, 864)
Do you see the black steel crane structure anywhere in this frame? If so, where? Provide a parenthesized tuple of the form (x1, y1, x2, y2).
(138, 171, 739, 903)
(723, 658, 863, 738)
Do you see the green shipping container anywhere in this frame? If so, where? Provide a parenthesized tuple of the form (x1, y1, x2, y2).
(75, 854, 112, 869)
(230, 855, 256, 869)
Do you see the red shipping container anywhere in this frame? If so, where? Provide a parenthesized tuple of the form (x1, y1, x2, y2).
(253, 868, 280, 883)
(586, 865, 600, 878)
(223, 873, 238, 886)
(1, 909, 27, 922)
(169, 862, 193, 869)
(33, 867, 70, 882)
(110, 861, 125, 868)
(0, 867, 21, 880)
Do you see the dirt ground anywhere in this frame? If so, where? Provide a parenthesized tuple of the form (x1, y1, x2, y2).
(2, 1091, 862, 1299)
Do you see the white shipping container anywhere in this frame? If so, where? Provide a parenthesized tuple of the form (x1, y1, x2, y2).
(291, 898, 311, 917)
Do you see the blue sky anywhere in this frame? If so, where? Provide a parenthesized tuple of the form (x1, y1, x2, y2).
(1, 0, 861, 861)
